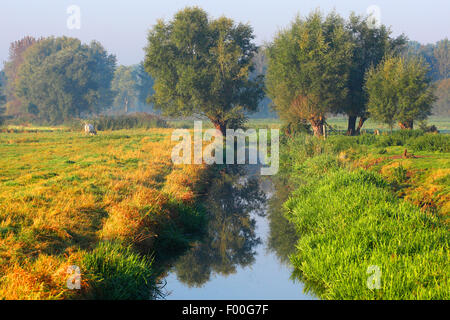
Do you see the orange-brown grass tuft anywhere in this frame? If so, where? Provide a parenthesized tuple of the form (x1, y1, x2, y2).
(355, 151, 449, 221)
(0, 128, 209, 299)
(0, 253, 87, 300)
(101, 186, 170, 248)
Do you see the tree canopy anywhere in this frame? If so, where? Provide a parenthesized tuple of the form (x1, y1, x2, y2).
(3, 36, 39, 116)
(0, 74, 5, 125)
(266, 10, 353, 136)
(0, 9, 446, 129)
(406, 38, 449, 81)
(112, 65, 139, 113)
(144, 7, 264, 134)
(365, 56, 436, 129)
(344, 13, 407, 135)
(111, 62, 155, 114)
(15, 37, 116, 124)
(135, 62, 155, 110)
(433, 78, 450, 117)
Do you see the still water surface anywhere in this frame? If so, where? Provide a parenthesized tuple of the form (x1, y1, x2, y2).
(162, 165, 315, 300)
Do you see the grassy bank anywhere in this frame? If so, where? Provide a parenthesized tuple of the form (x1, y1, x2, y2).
(280, 131, 449, 299)
(0, 128, 209, 299)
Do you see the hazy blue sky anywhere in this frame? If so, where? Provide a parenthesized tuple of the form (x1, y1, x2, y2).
(1, 0, 449, 66)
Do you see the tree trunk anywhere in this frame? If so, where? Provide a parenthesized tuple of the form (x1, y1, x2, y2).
(212, 120, 227, 137)
(355, 116, 368, 135)
(399, 120, 413, 130)
(310, 117, 324, 137)
(347, 115, 357, 136)
(284, 124, 293, 138)
(124, 97, 128, 114)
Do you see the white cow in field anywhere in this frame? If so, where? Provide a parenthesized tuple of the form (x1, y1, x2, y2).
(84, 123, 97, 136)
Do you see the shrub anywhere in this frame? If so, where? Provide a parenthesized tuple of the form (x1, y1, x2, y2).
(376, 135, 405, 147)
(391, 129, 425, 140)
(281, 120, 311, 137)
(418, 121, 439, 133)
(97, 113, 167, 130)
(375, 130, 426, 148)
(326, 136, 358, 153)
(327, 135, 378, 151)
(406, 134, 450, 152)
(70, 113, 167, 131)
(354, 134, 378, 146)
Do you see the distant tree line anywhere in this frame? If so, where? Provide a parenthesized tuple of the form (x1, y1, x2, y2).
(0, 7, 448, 131)
(0, 37, 156, 125)
(405, 39, 449, 117)
(406, 39, 449, 81)
(433, 78, 450, 116)
(248, 48, 277, 119)
(0, 71, 5, 125)
(110, 63, 155, 114)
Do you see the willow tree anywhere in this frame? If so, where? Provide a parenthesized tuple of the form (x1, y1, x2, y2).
(366, 56, 436, 130)
(344, 13, 407, 135)
(144, 7, 264, 134)
(266, 11, 353, 137)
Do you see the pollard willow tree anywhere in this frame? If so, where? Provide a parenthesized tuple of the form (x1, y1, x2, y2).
(365, 55, 436, 130)
(344, 13, 407, 135)
(144, 7, 264, 135)
(266, 11, 353, 137)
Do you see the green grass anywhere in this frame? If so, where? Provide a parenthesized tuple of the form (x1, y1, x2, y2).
(285, 170, 449, 299)
(280, 132, 450, 299)
(82, 241, 159, 300)
(406, 134, 450, 152)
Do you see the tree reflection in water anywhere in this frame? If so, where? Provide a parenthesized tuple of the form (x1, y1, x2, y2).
(266, 177, 299, 266)
(172, 165, 266, 287)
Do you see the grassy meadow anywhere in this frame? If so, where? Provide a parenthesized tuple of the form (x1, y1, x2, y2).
(279, 131, 450, 299)
(1, 2, 447, 303)
(0, 118, 449, 300)
(0, 128, 209, 299)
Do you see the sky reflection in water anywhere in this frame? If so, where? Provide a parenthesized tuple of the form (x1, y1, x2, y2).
(163, 165, 315, 300)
